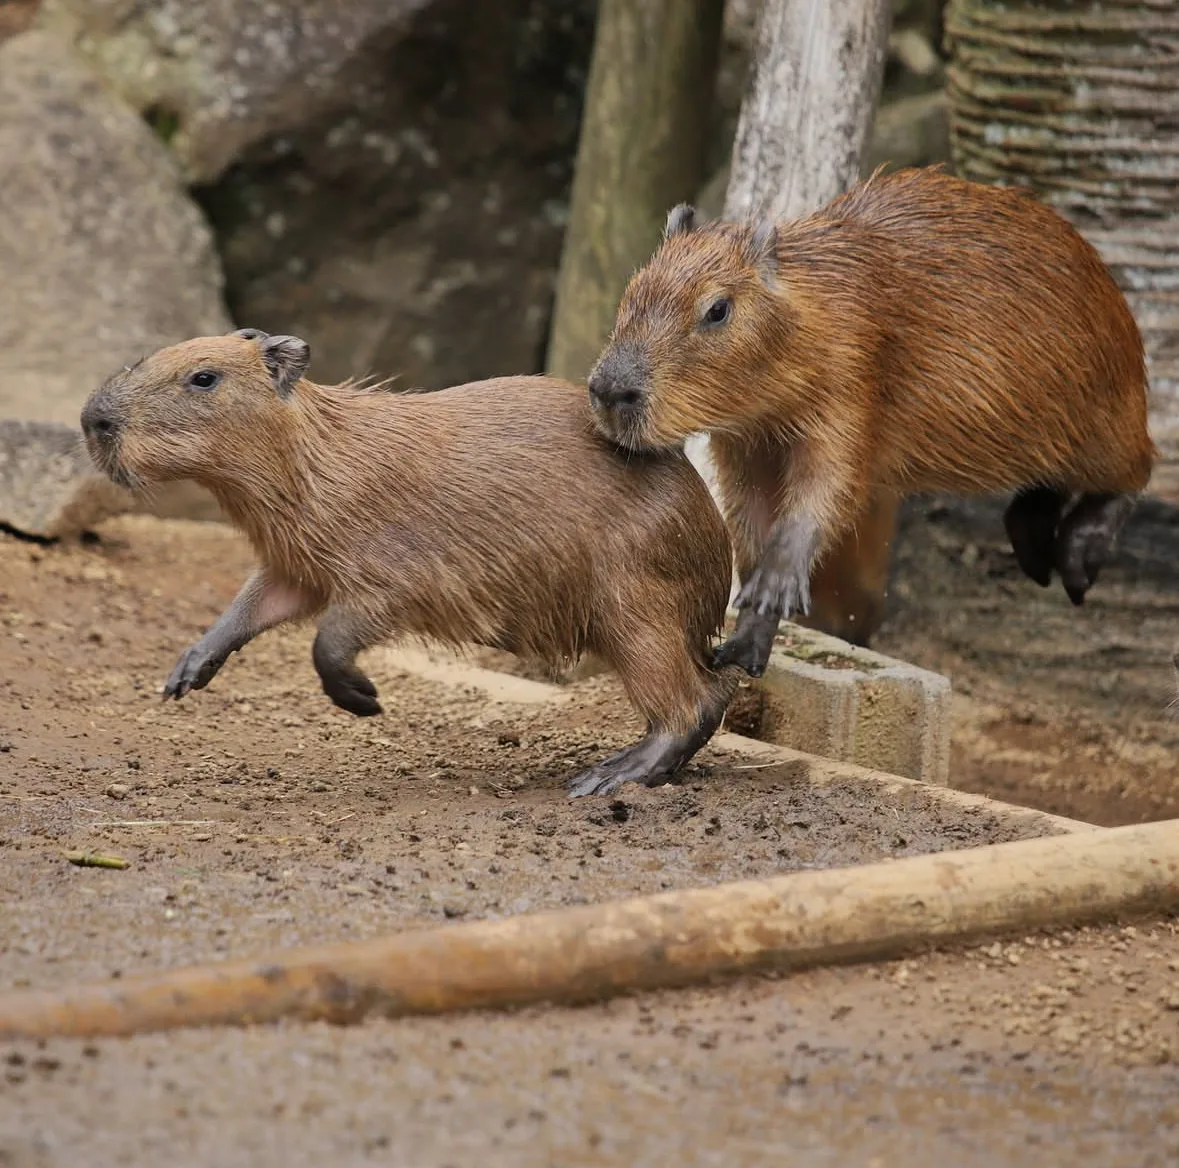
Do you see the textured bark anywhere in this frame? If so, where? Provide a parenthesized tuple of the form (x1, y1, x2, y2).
(545, 0, 724, 383)
(946, 0, 1179, 505)
(722, 0, 893, 222)
(694, 0, 896, 644)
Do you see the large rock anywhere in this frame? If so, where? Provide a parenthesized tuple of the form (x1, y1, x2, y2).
(39, 0, 434, 183)
(199, 0, 597, 392)
(0, 421, 133, 539)
(0, 30, 230, 521)
(0, 30, 230, 422)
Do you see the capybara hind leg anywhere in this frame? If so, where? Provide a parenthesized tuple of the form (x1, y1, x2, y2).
(567, 678, 735, 798)
(164, 570, 314, 700)
(800, 488, 898, 647)
(312, 604, 384, 717)
(1054, 492, 1137, 606)
(1004, 486, 1067, 588)
(714, 510, 820, 678)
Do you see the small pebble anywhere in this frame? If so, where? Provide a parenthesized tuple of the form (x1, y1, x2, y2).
(104, 782, 130, 799)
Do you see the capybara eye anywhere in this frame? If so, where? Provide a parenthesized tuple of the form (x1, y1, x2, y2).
(188, 370, 221, 391)
(703, 298, 732, 327)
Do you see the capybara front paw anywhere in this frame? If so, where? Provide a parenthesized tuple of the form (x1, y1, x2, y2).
(712, 611, 778, 678)
(320, 668, 383, 717)
(162, 643, 226, 700)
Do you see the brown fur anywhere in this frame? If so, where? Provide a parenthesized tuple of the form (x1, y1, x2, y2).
(80, 332, 739, 795)
(588, 165, 1156, 669)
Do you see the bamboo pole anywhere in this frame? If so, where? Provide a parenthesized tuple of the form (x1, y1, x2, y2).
(2, 820, 1178, 1041)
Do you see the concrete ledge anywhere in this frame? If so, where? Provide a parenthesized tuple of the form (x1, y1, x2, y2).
(732, 620, 953, 787)
(710, 732, 1095, 837)
(364, 641, 1080, 836)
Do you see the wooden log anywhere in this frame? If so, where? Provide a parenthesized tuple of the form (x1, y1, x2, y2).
(2, 819, 1178, 1041)
(688, 0, 898, 645)
(544, 0, 724, 383)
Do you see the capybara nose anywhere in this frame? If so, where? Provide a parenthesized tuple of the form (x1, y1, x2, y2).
(80, 397, 118, 442)
(587, 370, 642, 412)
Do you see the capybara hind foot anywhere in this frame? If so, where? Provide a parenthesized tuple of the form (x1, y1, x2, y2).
(566, 731, 696, 798)
(1004, 486, 1067, 587)
(319, 666, 383, 717)
(1054, 492, 1137, 606)
(312, 608, 384, 717)
(566, 739, 668, 798)
(568, 692, 732, 798)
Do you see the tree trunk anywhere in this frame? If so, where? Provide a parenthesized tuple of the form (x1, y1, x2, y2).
(545, 0, 725, 383)
(722, 0, 893, 223)
(690, 0, 896, 646)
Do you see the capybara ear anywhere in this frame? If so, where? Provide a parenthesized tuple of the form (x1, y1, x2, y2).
(261, 334, 310, 397)
(664, 203, 697, 241)
(746, 217, 778, 283)
(231, 327, 270, 341)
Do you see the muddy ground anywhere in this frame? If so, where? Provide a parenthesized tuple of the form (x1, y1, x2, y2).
(1, 506, 1177, 1166)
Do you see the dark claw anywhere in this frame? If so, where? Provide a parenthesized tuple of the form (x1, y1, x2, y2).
(320, 668, 382, 717)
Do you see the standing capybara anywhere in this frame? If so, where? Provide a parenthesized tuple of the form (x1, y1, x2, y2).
(586, 165, 1156, 676)
(80, 330, 740, 796)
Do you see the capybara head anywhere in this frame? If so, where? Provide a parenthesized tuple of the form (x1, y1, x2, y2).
(587, 204, 797, 452)
(81, 329, 310, 488)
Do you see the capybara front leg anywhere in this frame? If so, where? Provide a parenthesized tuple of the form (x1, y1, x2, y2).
(713, 510, 820, 678)
(312, 605, 384, 717)
(163, 570, 313, 700)
(1054, 492, 1137, 606)
(1004, 486, 1067, 588)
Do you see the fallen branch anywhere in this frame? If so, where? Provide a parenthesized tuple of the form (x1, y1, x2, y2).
(5, 820, 1178, 1041)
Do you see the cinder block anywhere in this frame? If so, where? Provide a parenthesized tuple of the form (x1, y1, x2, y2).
(731, 619, 952, 785)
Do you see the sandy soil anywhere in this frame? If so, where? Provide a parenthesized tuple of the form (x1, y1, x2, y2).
(1, 512, 1177, 1166)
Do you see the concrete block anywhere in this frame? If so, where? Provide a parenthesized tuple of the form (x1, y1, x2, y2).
(730, 619, 952, 785)
(0, 419, 133, 538)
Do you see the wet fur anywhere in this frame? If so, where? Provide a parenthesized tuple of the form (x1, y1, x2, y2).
(591, 166, 1156, 674)
(80, 334, 739, 795)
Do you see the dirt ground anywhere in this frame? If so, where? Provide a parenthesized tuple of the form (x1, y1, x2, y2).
(1, 510, 1178, 1166)
(877, 494, 1179, 827)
